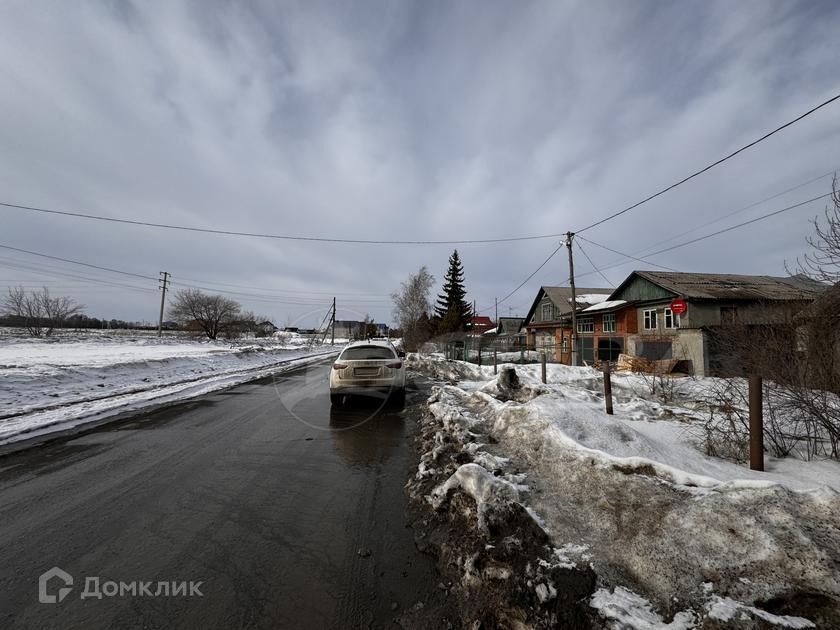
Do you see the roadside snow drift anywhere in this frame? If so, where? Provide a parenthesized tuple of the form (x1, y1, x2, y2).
(0, 334, 340, 445)
(408, 354, 840, 629)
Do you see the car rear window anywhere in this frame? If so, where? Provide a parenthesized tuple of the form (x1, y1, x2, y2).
(340, 346, 396, 360)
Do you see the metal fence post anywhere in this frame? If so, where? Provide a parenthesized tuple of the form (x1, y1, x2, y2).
(540, 352, 547, 384)
(493, 348, 497, 374)
(477, 345, 482, 367)
(749, 375, 764, 471)
(603, 362, 613, 415)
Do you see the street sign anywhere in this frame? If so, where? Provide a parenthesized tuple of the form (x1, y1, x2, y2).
(670, 298, 687, 315)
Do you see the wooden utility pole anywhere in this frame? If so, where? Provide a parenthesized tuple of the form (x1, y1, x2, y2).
(157, 271, 170, 338)
(749, 375, 764, 471)
(603, 362, 614, 415)
(565, 233, 578, 366)
(330, 297, 336, 345)
(495, 297, 498, 330)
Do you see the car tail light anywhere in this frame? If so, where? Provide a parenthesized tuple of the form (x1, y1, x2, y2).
(333, 363, 347, 370)
(386, 361, 402, 369)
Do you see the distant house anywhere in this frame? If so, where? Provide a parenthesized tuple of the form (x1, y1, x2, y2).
(467, 315, 494, 335)
(607, 271, 827, 376)
(257, 320, 278, 336)
(483, 316, 526, 351)
(333, 320, 366, 340)
(523, 286, 613, 361)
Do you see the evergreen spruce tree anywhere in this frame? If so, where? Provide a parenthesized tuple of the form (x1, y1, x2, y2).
(433, 250, 472, 333)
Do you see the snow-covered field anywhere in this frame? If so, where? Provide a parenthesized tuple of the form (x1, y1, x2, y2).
(0, 332, 341, 446)
(407, 353, 840, 628)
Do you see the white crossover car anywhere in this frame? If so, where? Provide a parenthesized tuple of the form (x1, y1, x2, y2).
(329, 340, 406, 406)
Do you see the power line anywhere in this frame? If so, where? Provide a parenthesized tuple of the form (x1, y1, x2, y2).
(575, 240, 615, 287)
(0, 200, 566, 245)
(0, 243, 157, 281)
(479, 244, 563, 312)
(575, 91, 840, 234)
(173, 275, 389, 298)
(0, 257, 156, 293)
(638, 191, 833, 258)
(632, 168, 838, 257)
(0, 243, 392, 305)
(576, 236, 679, 272)
(573, 191, 833, 282)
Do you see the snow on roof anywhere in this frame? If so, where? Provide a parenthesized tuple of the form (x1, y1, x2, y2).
(569, 293, 610, 305)
(582, 299, 628, 313)
(482, 327, 498, 335)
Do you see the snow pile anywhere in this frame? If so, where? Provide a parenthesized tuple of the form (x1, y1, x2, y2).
(0, 334, 340, 445)
(431, 463, 521, 532)
(582, 299, 627, 313)
(409, 354, 840, 628)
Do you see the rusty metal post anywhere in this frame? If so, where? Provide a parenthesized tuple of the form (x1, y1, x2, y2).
(603, 362, 614, 415)
(749, 375, 764, 471)
(540, 352, 547, 384)
(493, 348, 497, 374)
(477, 345, 482, 367)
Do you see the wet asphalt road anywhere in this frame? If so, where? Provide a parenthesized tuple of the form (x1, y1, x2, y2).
(0, 361, 445, 629)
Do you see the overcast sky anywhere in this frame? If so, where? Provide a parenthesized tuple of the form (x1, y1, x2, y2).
(1, 1, 839, 327)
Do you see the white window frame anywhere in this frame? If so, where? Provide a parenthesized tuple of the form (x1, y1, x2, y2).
(541, 302, 553, 321)
(643, 309, 658, 330)
(602, 313, 616, 333)
(664, 308, 680, 329)
(577, 317, 594, 334)
(561, 335, 568, 352)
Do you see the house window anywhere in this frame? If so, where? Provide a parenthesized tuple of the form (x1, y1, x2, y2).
(602, 313, 616, 333)
(637, 340, 673, 360)
(597, 337, 624, 361)
(643, 309, 658, 330)
(541, 302, 553, 321)
(577, 317, 594, 334)
(561, 335, 569, 353)
(664, 308, 680, 329)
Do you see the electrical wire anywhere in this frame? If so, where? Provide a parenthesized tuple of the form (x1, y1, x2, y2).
(477, 244, 564, 313)
(631, 167, 838, 257)
(0, 244, 392, 305)
(0, 200, 567, 245)
(574, 240, 615, 287)
(575, 236, 679, 271)
(575, 91, 840, 234)
(573, 191, 833, 282)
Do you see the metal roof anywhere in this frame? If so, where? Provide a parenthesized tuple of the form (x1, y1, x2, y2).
(628, 271, 827, 301)
(523, 286, 612, 325)
(542, 286, 613, 310)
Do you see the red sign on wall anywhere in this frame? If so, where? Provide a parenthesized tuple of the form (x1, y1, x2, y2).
(670, 298, 687, 315)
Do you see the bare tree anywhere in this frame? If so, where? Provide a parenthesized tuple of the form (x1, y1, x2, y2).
(2, 286, 83, 337)
(391, 266, 435, 351)
(791, 174, 840, 282)
(168, 289, 241, 340)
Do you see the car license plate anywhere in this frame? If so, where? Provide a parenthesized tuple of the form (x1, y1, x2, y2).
(354, 367, 379, 376)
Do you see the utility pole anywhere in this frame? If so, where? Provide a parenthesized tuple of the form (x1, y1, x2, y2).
(565, 233, 578, 366)
(330, 297, 336, 345)
(495, 297, 498, 330)
(157, 271, 170, 338)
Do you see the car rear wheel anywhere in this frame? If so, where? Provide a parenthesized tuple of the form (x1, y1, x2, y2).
(390, 389, 405, 408)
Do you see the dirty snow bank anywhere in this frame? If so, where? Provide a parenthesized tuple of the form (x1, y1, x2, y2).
(408, 354, 840, 628)
(0, 334, 340, 445)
